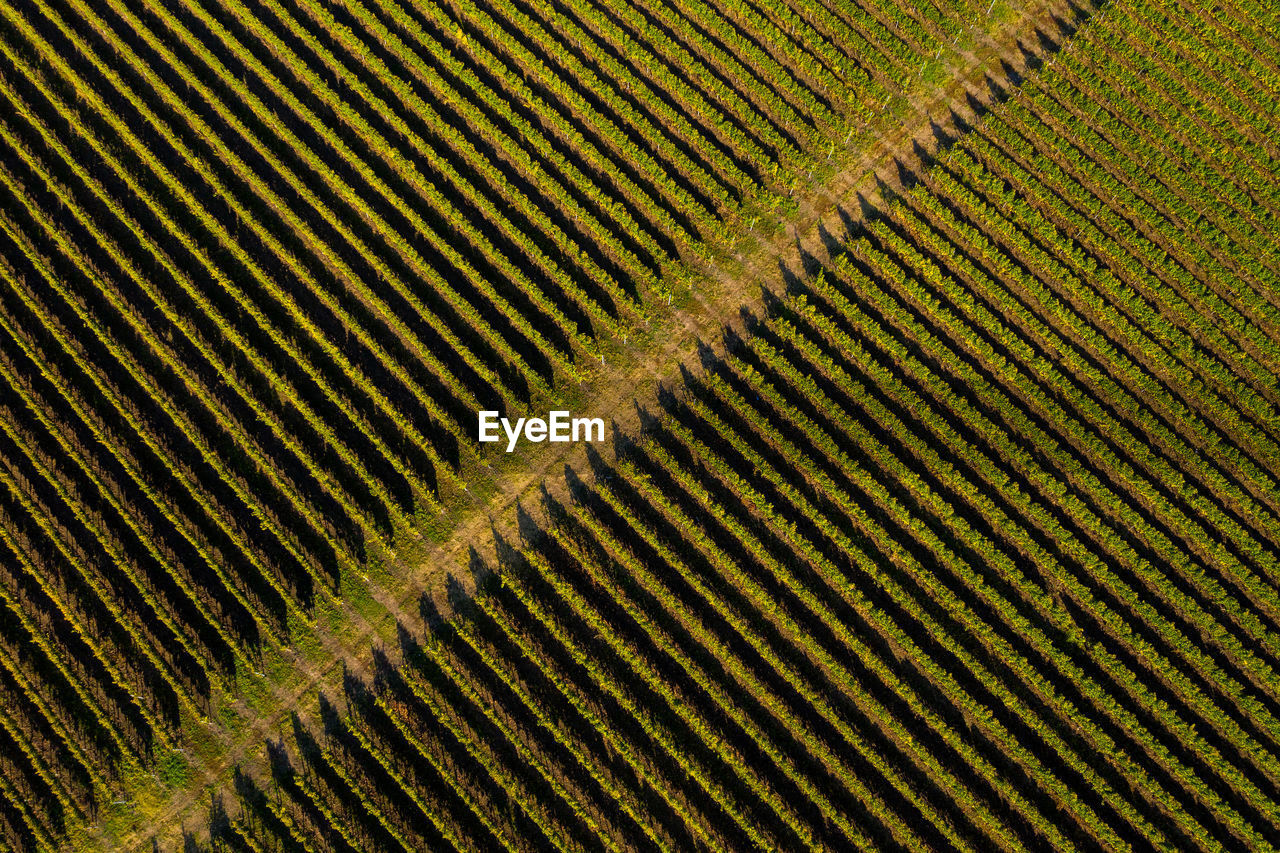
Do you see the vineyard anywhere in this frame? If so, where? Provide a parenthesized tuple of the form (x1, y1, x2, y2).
(1, 0, 1278, 847)
(166, 0, 1280, 850)
(0, 0, 1003, 844)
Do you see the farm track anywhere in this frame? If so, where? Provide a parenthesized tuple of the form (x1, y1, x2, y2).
(77, 0, 1096, 848)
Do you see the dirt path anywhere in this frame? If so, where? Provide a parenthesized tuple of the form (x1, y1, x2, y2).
(105, 1, 1096, 848)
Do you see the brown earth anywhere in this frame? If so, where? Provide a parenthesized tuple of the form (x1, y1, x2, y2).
(93, 0, 1099, 848)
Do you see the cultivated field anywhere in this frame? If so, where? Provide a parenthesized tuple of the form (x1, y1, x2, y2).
(0, 0, 1035, 846)
(1, 0, 1277, 848)
(173, 0, 1280, 850)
